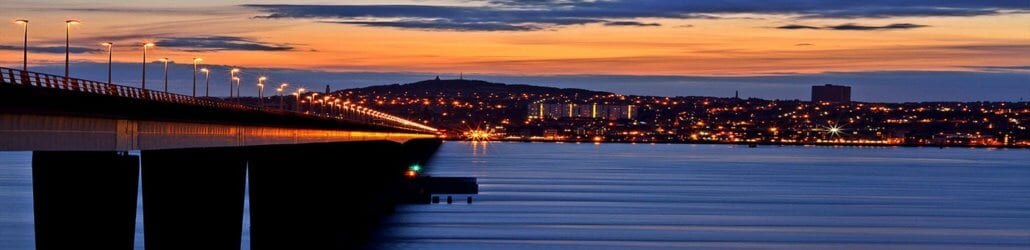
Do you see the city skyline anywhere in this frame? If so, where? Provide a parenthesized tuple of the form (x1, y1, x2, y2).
(1, 1, 1028, 101)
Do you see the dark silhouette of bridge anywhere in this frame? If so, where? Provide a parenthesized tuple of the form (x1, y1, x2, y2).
(1, 67, 443, 250)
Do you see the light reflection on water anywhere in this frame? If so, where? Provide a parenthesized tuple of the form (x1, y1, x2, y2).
(1, 143, 1029, 249)
(372, 142, 1030, 249)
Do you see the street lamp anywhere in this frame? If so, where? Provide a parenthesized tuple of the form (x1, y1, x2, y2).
(192, 58, 202, 97)
(14, 19, 28, 71)
(141, 42, 155, 90)
(295, 88, 305, 112)
(229, 68, 240, 98)
(232, 76, 240, 99)
(278, 83, 288, 111)
(159, 58, 169, 92)
(101, 42, 113, 84)
(235, 75, 242, 99)
(310, 93, 319, 114)
(257, 76, 267, 99)
(200, 68, 210, 97)
(64, 19, 79, 78)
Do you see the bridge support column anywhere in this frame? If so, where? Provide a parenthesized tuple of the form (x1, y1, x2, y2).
(141, 148, 246, 250)
(247, 141, 406, 250)
(32, 151, 139, 250)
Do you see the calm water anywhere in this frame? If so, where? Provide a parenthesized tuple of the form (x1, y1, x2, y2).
(2, 143, 1029, 249)
(372, 142, 1030, 249)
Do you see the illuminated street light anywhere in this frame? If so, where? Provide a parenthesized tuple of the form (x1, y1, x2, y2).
(295, 88, 305, 112)
(232, 76, 241, 99)
(257, 76, 267, 99)
(64, 19, 80, 78)
(14, 19, 28, 71)
(200, 68, 210, 97)
(159, 58, 169, 92)
(141, 42, 155, 90)
(101, 42, 113, 84)
(192, 58, 202, 97)
(310, 93, 320, 114)
(229, 68, 240, 98)
(278, 83, 288, 111)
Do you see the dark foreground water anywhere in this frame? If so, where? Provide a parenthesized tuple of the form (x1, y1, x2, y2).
(2, 143, 1029, 249)
(372, 142, 1030, 249)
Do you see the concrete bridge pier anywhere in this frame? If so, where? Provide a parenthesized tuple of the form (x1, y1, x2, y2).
(247, 141, 406, 249)
(31, 151, 139, 250)
(247, 139, 442, 249)
(141, 148, 247, 250)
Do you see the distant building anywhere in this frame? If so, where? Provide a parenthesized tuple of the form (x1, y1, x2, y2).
(528, 102, 637, 120)
(811, 84, 851, 103)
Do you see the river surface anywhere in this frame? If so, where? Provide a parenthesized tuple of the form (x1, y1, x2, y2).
(2, 142, 1029, 249)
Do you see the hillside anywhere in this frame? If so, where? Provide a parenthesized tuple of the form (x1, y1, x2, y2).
(338, 78, 610, 96)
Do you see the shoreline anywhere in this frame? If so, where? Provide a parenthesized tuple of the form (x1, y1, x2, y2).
(447, 139, 1029, 149)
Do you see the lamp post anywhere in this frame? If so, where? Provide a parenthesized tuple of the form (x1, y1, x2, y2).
(14, 20, 28, 71)
(235, 76, 242, 99)
(141, 42, 155, 90)
(310, 93, 319, 114)
(159, 58, 169, 92)
(278, 83, 288, 111)
(322, 96, 329, 115)
(64, 20, 79, 78)
(192, 58, 202, 97)
(257, 76, 267, 106)
(201, 68, 210, 97)
(101, 42, 113, 84)
(295, 88, 305, 112)
(257, 76, 267, 99)
(232, 76, 240, 100)
(229, 68, 239, 98)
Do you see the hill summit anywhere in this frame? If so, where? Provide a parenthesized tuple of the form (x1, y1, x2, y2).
(339, 78, 610, 96)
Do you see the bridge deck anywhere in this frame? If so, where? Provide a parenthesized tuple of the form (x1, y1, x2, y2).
(0, 67, 438, 150)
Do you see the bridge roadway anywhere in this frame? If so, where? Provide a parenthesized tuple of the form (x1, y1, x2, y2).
(0, 67, 443, 250)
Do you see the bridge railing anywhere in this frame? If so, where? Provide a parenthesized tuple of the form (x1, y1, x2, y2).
(0, 67, 438, 133)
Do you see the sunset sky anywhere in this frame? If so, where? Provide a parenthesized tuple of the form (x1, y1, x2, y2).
(1, 1, 1028, 101)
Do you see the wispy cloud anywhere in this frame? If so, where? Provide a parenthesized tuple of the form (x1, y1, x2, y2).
(777, 23, 930, 31)
(244, 1, 1027, 31)
(0, 45, 100, 54)
(961, 65, 1030, 73)
(604, 21, 661, 27)
(154, 36, 294, 52)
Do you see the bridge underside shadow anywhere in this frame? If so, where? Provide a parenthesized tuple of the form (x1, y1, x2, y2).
(27, 138, 442, 250)
(31, 151, 139, 250)
(141, 148, 247, 250)
(248, 139, 441, 249)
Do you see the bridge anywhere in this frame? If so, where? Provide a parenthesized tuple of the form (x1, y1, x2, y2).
(0, 67, 444, 250)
